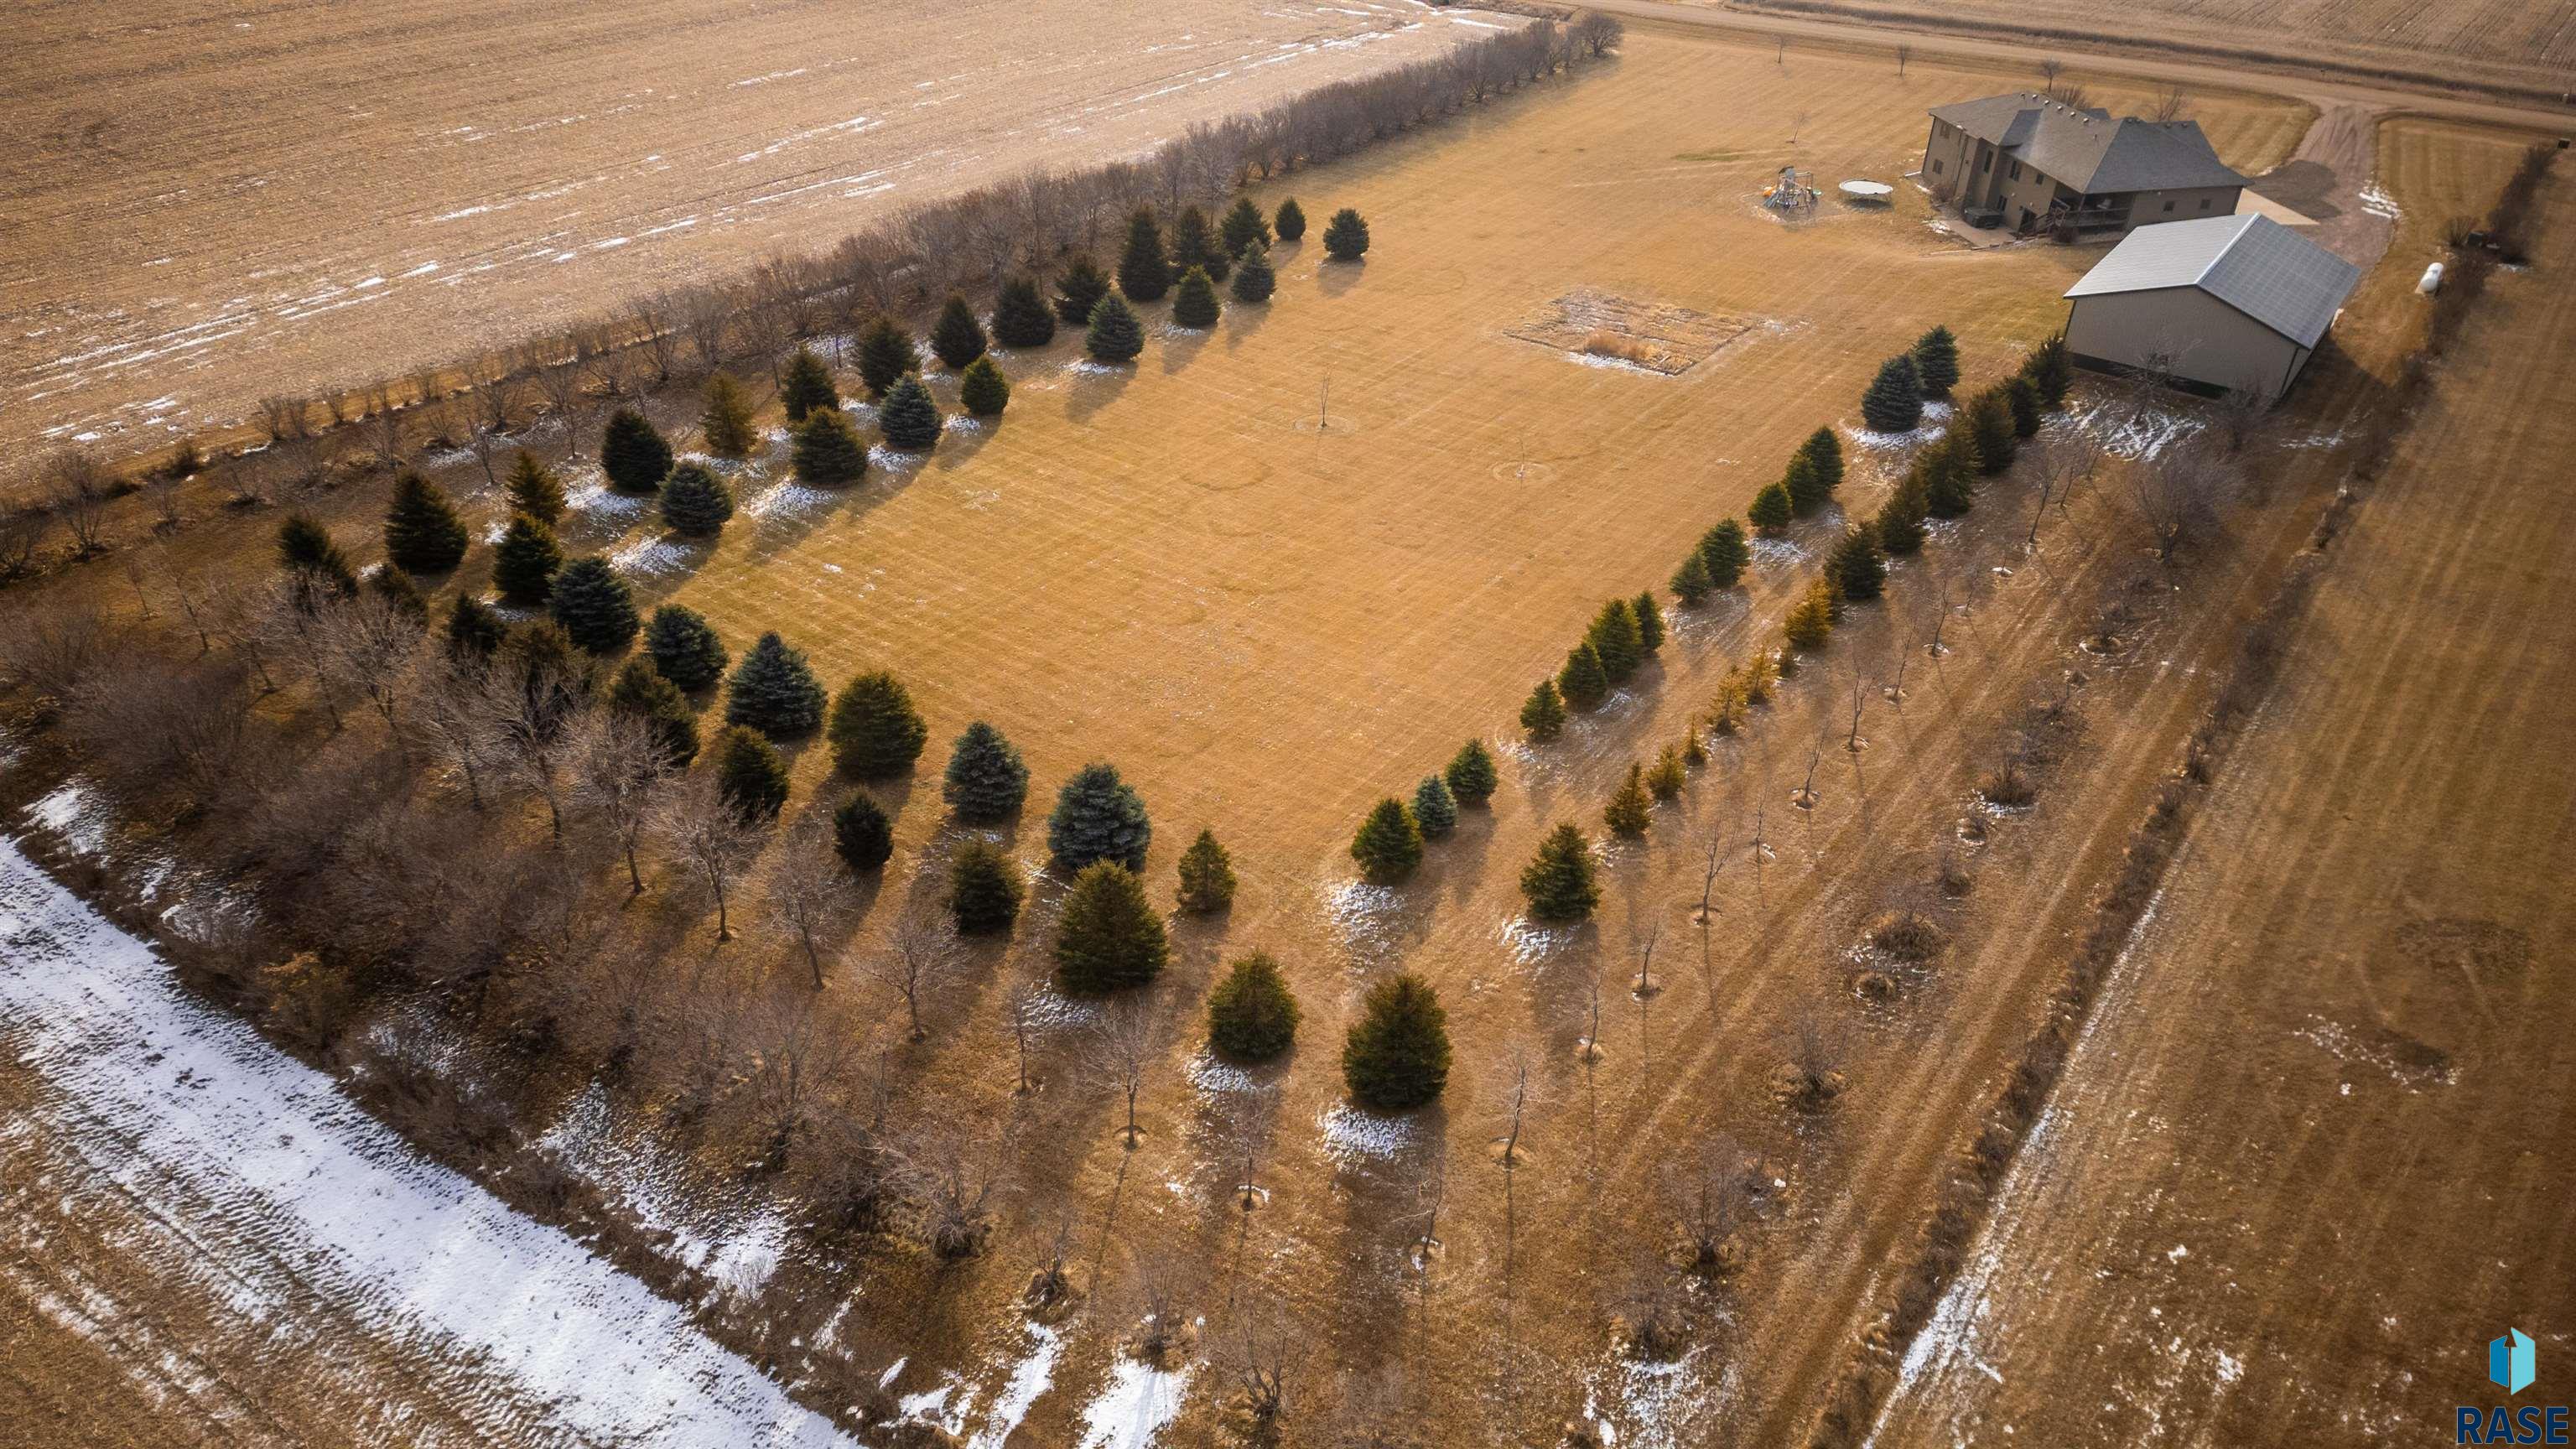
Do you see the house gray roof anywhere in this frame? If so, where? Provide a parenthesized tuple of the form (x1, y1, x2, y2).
(2064, 213, 2361, 348)
(1929, 91, 2246, 195)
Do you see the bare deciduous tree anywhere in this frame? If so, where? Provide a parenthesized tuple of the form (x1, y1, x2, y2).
(2128, 440, 2238, 562)
(740, 992, 856, 1170)
(652, 765, 766, 942)
(891, 1119, 1003, 1259)
(43, 450, 114, 557)
(574, 708, 671, 891)
(771, 812, 858, 988)
(312, 591, 426, 742)
(860, 910, 963, 1041)
(1094, 996, 1158, 1149)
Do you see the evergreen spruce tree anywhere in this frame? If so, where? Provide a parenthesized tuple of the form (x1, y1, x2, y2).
(877, 374, 942, 451)
(1783, 578, 1836, 651)
(1671, 548, 1715, 605)
(1229, 242, 1276, 304)
(447, 593, 506, 662)
(1220, 197, 1273, 257)
(2004, 375, 2044, 438)
(1054, 256, 1111, 328)
(278, 512, 359, 599)
(1053, 860, 1168, 994)
(834, 792, 895, 872)
(369, 564, 428, 621)
(601, 408, 673, 493)
(1604, 763, 1653, 837)
(505, 449, 566, 524)
(1521, 822, 1600, 921)
(958, 356, 1010, 418)
(645, 604, 729, 690)
(1170, 205, 1230, 283)
(828, 670, 929, 776)
(1910, 325, 1961, 398)
(1349, 797, 1424, 883)
(1322, 207, 1370, 261)
(1444, 739, 1499, 808)
(1411, 774, 1458, 840)
(948, 839, 1025, 935)
(1558, 641, 1610, 712)
(1698, 517, 1751, 589)
(857, 316, 917, 398)
(2023, 333, 2075, 407)
(1748, 481, 1794, 533)
(1632, 589, 1665, 653)
(702, 373, 761, 458)
(1520, 678, 1568, 741)
(1799, 426, 1846, 501)
(714, 725, 790, 821)
(383, 471, 470, 574)
(1274, 197, 1307, 242)
(1207, 953, 1297, 1062)
(1175, 828, 1238, 913)
(1587, 598, 1644, 682)
(1922, 430, 1980, 517)
(1876, 475, 1929, 555)
(792, 408, 870, 486)
(548, 557, 640, 653)
(942, 720, 1030, 823)
(1342, 975, 1449, 1110)
(1117, 208, 1172, 301)
(1646, 745, 1687, 800)
(930, 294, 989, 370)
(1085, 293, 1145, 365)
(1967, 387, 2017, 473)
(724, 631, 828, 738)
(993, 275, 1058, 349)
(659, 461, 735, 538)
(1827, 527, 1887, 602)
(780, 347, 839, 423)
(1047, 762, 1151, 871)
(493, 512, 564, 605)
(1860, 355, 1925, 434)
(501, 621, 589, 716)
(1782, 453, 1826, 516)
(610, 657, 701, 766)
(1171, 266, 1221, 328)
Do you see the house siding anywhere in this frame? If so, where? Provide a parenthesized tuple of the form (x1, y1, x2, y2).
(1920, 119, 2243, 235)
(2063, 286, 2309, 397)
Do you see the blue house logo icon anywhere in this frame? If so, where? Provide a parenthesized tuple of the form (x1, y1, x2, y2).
(2492, 1329, 2537, 1396)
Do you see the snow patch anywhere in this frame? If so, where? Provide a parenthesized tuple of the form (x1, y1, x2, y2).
(1317, 1102, 1420, 1166)
(1075, 1355, 1193, 1449)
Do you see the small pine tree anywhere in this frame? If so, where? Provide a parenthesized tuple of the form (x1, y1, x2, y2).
(1175, 828, 1238, 913)
(278, 512, 359, 599)
(1220, 197, 1274, 257)
(1860, 355, 1924, 434)
(1782, 454, 1826, 517)
(1411, 774, 1458, 839)
(493, 512, 564, 605)
(1170, 206, 1230, 283)
(857, 316, 917, 398)
(505, 449, 566, 524)
(1048, 762, 1151, 871)
(1343, 974, 1449, 1110)
(1587, 598, 1644, 682)
(1322, 207, 1370, 262)
(383, 471, 470, 574)
(1229, 242, 1276, 304)
(370, 564, 428, 621)
(1521, 822, 1600, 921)
(1783, 577, 1836, 651)
(1632, 589, 1665, 653)
(1967, 387, 2017, 473)
(1054, 256, 1111, 328)
(993, 275, 1058, 349)
(1910, 325, 1961, 398)
(610, 657, 701, 766)
(780, 348, 839, 423)
(701, 374, 760, 458)
(1118, 207, 1172, 302)
(958, 356, 1010, 418)
(1877, 475, 1929, 555)
(1604, 763, 1653, 837)
(1350, 797, 1425, 883)
(1444, 740, 1498, 807)
(2004, 374, 2043, 438)
(942, 720, 1030, 823)
(714, 725, 790, 821)
(1645, 745, 1687, 800)
(1699, 517, 1751, 589)
(828, 670, 929, 777)
(1671, 548, 1715, 605)
(659, 461, 735, 538)
(1054, 860, 1168, 994)
(1207, 953, 1297, 1062)
(1521, 679, 1569, 741)
(1922, 430, 1980, 517)
(1748, 481, 1794, 533)
(1558, 642, 1610, 712)
(1086, 294, 1145, 365)
(1274, 197, 1307, 242)
(1171, 266, 1221, 328)
(1799, 426, 1846, 501)
(645, 604, 728, 690)
(601, 408, 673, 492)
(2023, 333, 2075, 407)
(929, 295, 989, 370)
(792, 408, 870, 486)
(877, 374, 942, 451)
(447, 593, 506, 662)
(1827, 527, 1886, 602)
(834, 792, 895, 873)
(501, 620, 587, 708)
(724, 632, 828, 738)
(548, 557, 640, 653)
(948, 839, 1026, 935)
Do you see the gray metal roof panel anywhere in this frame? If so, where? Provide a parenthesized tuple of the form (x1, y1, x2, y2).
(2064, 214, 2362, 347)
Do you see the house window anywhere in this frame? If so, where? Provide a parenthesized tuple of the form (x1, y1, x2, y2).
(1930, 158, 1944, 174)
(2162, 200, 2175, 212)
(1980, 153, 1991, 172)
(2198, 197, 2213, 210)
(2010, 161, 2023, 180)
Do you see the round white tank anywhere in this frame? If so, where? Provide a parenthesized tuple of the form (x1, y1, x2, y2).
(2418, 261, 2446, 294)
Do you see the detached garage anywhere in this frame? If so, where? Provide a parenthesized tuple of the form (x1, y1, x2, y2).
(2061, 213, 2360, 398)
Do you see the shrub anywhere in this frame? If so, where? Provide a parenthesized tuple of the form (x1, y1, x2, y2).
(645, 604, 728, 690)
(278, 512, 357, 599)
(659, 461, 735, 538)
(1054, 860, 1167, 994)
(1520, 823, 1600, 922)
(601, 408, 673, 492)
(877, 374, 942, 451)
(780, 347, 839, 423)
(610, 657, 700, 766)
(1170, 205, 1230, 283)
(1054, 256, 1110, 327)
(1604, 764, 1652, 837)
(1412, 773, 1458, 839)
(370, 564, 428, 621)
(383, 471, 470, 574)
(1909, 325, 1961, 398)
(1867, 910, 1947, 963)
(1967, 387, 2017, 473)
(714, 725, 790, 820)
(1171, 266, 1221, 328)
(1048, 762, 1150, 870)
(2004, 375, 2043, 437)
(958, 356, 1010, 418)
(1444, 739, 1498, 807)
(828, 670, 928, 776)
(1322, 207, 1370, 261)
(1175, 828, 1238, 912)
(1521, 678, 1568, 741)
(1783, 578, 1836, 652)
(993, 275, 1057, 349)
(702, 374, 761, 457)
(834, 792, 894, 872)
(1980, 760, 2036, 808)
(1826, 527, 1885, 602)
(1633, 589, 1665, 653)
(930, 295, 989, 370)
(724, 631, 828, 738)
(1274, 197, 1307, 242)
(1860, 354, 1924, 434)
(1877, 475, 1929, 554)
(1799, 425, 1845, 501)
(949, 839, 1025, 934)
(1086, 293, 1145, 365)
(446, 594, 505, 662)
(1343, 975, 1449, 1109)
(1221, 196, 1273, 257)
(792, 408, 870, 487)
(942, 720, 1029, 822)
(505, 449, 565, 523)
(1558, 641, 1610, 711)
(1350, 797, 1424, 882)
(493, 512, 564, 605)
(548, 557, 639, 653)
(1748, 481, 1793, 533)
(1230, 242, 1276, 304)
(1645, 745, 1686, 800)
(1587, 598, 1644, 682)
(857, 317, 916, 397)
(1207, 953, 1297, 1062)
(1698, 517, 1750, 588)
(1118, 207, 1172, 301)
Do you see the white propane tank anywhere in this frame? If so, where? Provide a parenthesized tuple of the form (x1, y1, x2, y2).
(2419, 261, 2445, 294)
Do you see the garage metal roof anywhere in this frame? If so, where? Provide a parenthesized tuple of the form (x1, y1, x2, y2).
(2064, 214, 2360, 348)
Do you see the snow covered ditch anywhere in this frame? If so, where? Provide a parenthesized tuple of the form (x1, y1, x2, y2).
(0, 835, 852, 1446)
